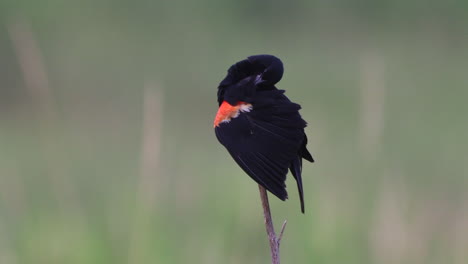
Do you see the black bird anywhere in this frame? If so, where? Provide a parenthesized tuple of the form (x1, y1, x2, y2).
(214, 54, 314, 213)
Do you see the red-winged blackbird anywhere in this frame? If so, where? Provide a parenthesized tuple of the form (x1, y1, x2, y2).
(214, 55, 314, 213)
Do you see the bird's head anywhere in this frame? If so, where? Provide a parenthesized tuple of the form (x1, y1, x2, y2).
(217, 54, 284, 105)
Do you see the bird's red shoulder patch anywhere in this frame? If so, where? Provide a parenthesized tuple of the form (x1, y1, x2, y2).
(214, 100, 252, 127)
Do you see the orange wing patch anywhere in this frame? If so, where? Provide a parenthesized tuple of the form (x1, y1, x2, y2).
(214, 101, 252, 127)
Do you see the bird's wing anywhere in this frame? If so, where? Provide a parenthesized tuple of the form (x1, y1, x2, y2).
(215, 90, 307, 200)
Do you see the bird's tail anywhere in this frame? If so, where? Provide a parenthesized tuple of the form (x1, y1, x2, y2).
(290, 156, 305, 213)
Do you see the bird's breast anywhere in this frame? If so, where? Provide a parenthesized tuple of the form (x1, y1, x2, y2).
(214, 100, 252, 127)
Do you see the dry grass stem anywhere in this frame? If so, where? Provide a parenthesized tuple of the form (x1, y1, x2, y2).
(127, 85, 163, 264)
(7, 19, 83, 219)
(258, 185, 287, 264)
(359, 51, 386, 159)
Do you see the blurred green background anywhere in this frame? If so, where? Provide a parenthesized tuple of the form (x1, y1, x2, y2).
(1, 1, 467, 263)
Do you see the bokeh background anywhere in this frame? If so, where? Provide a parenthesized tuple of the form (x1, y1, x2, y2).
(1, 1, 467, 263)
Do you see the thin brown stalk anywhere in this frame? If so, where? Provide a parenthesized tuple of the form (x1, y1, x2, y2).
(359, 51, 386, 160)
(258, 185, 287, 264)
(7, 19, 83, 219)
(127, 85, 163, 264)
